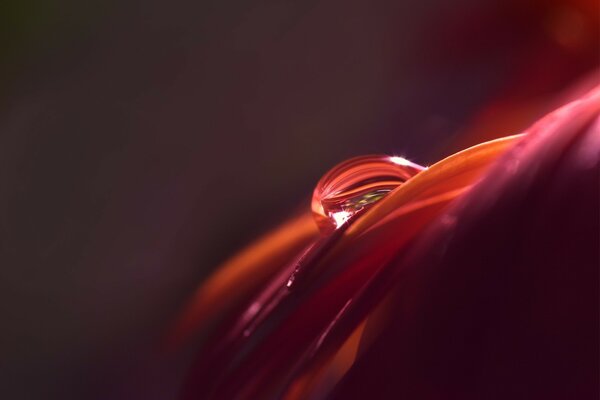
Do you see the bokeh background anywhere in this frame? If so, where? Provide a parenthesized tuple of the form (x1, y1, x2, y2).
(1, 0, 597, 398)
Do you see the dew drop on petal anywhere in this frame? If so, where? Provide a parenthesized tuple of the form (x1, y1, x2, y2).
(311, 155, 426, 233)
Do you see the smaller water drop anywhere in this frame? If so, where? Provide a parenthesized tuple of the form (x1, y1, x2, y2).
(311, 155, 425, 233)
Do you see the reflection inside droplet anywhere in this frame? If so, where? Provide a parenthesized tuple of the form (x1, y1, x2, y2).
(311, 155, 426, 232)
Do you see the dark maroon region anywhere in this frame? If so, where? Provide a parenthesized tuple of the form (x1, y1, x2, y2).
(331, 100, 599, 399)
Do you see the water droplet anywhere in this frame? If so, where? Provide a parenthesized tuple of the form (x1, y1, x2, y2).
(311, 155, 425, 232)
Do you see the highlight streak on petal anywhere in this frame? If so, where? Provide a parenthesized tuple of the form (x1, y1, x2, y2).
(284, 292, 394, 400)
(284, 319, 368, 400)
(167, 212, 318, 348)
(346, 134, 523, 240)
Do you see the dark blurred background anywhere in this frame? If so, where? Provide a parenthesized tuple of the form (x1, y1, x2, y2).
(0, 0, 597, 398)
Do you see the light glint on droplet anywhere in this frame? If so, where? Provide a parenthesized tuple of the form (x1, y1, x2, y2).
(311, 154, 426, 233)
(331, 210, 352, 229)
